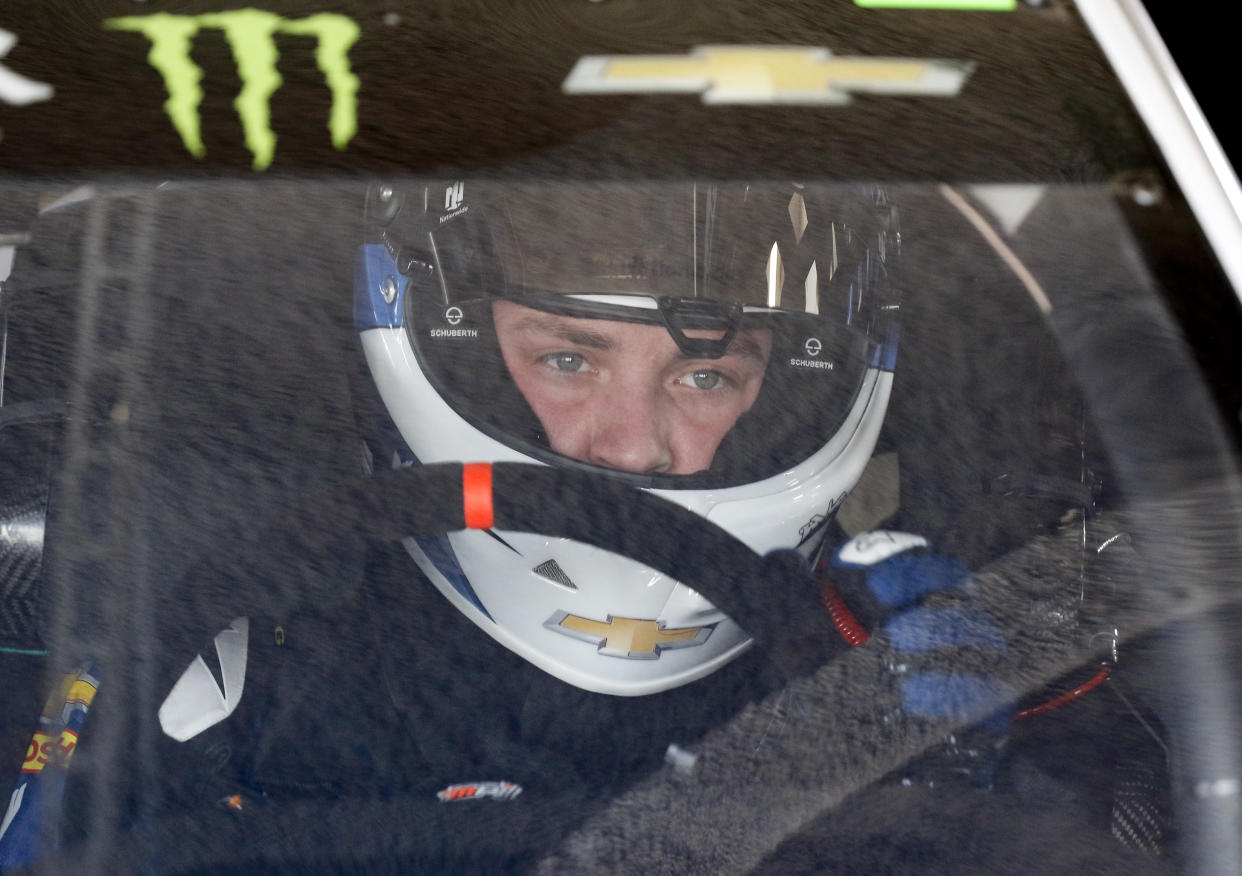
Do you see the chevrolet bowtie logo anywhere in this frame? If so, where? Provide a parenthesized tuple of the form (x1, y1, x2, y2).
(563, 46, 973, 105)
(547, 612, 711, 659)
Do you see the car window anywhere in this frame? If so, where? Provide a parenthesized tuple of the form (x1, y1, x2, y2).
(2, 2, 1240, 873)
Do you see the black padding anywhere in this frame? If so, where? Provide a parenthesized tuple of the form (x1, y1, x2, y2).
(369, 462, 848, 678)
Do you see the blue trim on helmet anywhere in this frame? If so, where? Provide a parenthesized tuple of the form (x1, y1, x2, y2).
(868, 322, 900, 372)
(394, 447, 492, 620)
(412, 531, 493, 621)
(355, 244, 407, 329)
(370, 396, 492, 620)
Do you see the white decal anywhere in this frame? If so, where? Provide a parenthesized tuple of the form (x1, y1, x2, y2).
(837, 530, 929, 567)
(0, 781, 26, 843)
(968, 184, 1047, 236)
(0, 29, 54, 106)
(158, 617, 249, 742)
(437, 780, 523, 802)
(445, 181, 464, 210)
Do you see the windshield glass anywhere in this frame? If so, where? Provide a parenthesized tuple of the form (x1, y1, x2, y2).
(2, 2, 1241, 873)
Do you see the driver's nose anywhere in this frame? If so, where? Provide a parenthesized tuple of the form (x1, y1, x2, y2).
(585, 383, 673, 474)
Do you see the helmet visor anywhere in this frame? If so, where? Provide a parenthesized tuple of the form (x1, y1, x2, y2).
(374, 181, 898, 487)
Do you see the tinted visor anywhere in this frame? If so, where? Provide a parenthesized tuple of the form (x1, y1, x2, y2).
(374, 182, 898, 487)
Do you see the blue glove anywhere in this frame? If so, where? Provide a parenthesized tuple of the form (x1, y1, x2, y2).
(831, 531, 1015, 785)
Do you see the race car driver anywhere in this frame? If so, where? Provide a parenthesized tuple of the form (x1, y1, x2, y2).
(352, 180, 899, 697)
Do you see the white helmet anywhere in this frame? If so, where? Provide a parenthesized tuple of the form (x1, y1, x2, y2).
(355, 181, 899, 695)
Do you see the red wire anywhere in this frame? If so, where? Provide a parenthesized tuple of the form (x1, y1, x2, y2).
(819, 585, 870, 647)
(1015, 667, 1111, 719)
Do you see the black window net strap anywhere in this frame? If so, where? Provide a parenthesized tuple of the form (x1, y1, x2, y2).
(90, 461, 845, 696)
(370, 461, 848, 679)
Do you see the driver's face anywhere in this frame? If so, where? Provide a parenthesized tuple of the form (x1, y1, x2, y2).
(493, 300, 771, 475)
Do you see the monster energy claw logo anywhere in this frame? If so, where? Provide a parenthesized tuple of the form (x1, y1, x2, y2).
(106, 9, 360, 170)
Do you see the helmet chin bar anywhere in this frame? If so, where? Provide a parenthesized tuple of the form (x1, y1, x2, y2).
(364, 462, 852, 683)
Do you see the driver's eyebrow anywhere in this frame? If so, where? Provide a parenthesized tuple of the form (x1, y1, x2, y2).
(513, 313, 767, 362)
(720, 332, 767, 363)
(514, 315, 615, 350)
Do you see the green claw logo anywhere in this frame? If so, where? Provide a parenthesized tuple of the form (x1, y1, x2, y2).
(107, 9, 360, 170)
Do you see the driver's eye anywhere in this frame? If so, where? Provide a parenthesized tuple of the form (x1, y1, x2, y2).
(546, 352, 587, 372)
(687, 370, 722, 390)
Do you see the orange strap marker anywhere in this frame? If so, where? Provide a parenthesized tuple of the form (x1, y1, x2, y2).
(462, 463, 495, 529)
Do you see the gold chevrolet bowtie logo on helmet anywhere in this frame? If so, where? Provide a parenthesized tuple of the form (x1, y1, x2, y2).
(547, 612, 711, 659)
(563, 46, 973, 105)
